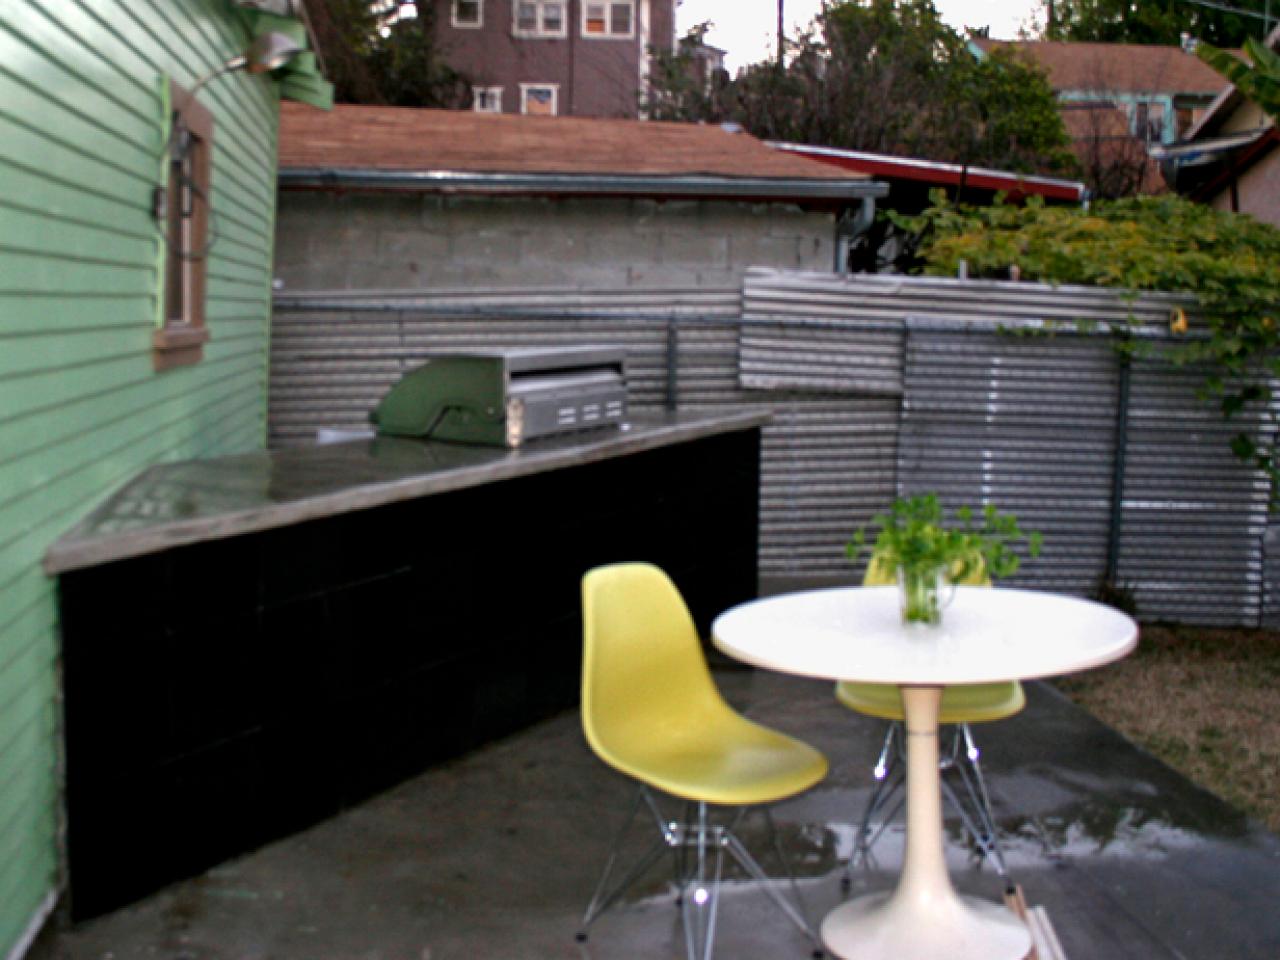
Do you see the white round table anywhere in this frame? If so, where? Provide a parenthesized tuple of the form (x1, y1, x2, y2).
(712, 586, 1138, 960)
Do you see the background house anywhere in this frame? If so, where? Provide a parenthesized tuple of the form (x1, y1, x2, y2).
(974, 39, 1227, 145)
(1155, 26, 1280, 225)
(273, 102, 885, 294)
(974, 38, 1228, 193)
(427, 0, 676, 116)
(0, 3, 327, 956)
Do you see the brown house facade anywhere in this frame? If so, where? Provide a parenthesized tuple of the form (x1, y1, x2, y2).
(429, 0, 676, 118)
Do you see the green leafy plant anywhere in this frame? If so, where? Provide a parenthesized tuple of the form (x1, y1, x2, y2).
(847, 493, 1042, 582)
(1197, 37, 1280, 125)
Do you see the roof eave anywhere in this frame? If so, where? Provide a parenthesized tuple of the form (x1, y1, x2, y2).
(769, 142, 1087, 201)
(1186, 127, 1280, 200)
(1150, 126, 1270, 161)
(277, 167, 890, 203)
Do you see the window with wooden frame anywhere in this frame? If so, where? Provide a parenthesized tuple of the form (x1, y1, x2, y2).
(155, 79, 213, 371)
(453, 0, 483, 28)
(473, 86, 504, 112)
(520, 82, 559, 116)
(582, 1, 633, 38)
(513, 0, 565, 37)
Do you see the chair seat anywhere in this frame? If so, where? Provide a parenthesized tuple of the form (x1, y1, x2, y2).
(835, 680, 1026, 724)
(593, 711, 828, 807)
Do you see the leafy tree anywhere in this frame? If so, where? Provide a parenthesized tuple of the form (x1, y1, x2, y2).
(896, 193, 1280, 488)
(645, 23, 731, 123)
(796, 0, 966, 155)
(942, 44, 1077, 174)
(646, 1, 1074, 176)
(1043, 0, 1275, 47)
(727, 57, 810, 142)
(307, 0, 470, 107)
(1197, 35, 1280, 122)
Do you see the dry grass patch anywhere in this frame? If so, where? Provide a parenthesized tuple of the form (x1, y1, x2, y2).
(1056, 623, 1280, 833)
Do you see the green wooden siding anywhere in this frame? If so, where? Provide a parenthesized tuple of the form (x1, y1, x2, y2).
(0, 1, 286, 953)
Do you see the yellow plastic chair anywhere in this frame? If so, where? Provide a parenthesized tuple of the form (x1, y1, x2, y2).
(836, 552, 1024, 885)
(577, 562, 829, 960)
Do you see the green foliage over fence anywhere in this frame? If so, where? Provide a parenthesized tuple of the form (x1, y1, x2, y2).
(896, 194, 1280, 482)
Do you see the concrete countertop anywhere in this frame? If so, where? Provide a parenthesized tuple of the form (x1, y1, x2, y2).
(43, 409, 769, 575)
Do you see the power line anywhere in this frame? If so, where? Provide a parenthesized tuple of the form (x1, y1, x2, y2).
(1175, 0, 1275, 27)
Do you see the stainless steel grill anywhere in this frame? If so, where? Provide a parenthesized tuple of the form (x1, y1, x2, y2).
(370, 346, 627, 447)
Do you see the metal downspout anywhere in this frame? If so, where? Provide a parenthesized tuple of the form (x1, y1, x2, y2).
(835, 196, 877, 274)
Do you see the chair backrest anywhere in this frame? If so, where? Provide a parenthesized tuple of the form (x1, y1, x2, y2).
(580, 563, 727, 765)
(862, 548, 991, 587)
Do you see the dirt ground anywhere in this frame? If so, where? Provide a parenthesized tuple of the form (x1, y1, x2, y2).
(1056, 623, 1280, 833)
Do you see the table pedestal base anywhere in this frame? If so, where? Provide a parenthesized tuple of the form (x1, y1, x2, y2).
(820, 685, 1031, 960)
(821, 889, 1031, 960)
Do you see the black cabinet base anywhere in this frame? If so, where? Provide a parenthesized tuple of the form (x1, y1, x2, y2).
(57, 428, 760, 919)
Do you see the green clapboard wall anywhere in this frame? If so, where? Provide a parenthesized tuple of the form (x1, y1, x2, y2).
(0, 2, 326, 953)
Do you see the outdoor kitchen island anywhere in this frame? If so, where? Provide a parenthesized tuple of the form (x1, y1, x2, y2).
(44, 410, 766, 920)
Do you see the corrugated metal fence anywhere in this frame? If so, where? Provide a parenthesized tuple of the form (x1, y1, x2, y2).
(271, 269, 1275, 626)
(269, 286, 746, 439)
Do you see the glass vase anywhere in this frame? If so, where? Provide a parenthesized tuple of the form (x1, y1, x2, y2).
(897, 564, 947, 625)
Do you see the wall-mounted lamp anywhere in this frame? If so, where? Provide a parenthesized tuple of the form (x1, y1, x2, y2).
(188, 30, 304, 97)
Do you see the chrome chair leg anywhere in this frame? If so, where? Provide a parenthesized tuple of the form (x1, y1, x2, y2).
(952, 724, 1009, 878)
(674, 799, 699, 906)
(845, 780, 904, 887)
(757, 808, 824, 957)
(681, 802, 726, 960)
(578, 786, 675, 940)
(844, 723, 904, 889)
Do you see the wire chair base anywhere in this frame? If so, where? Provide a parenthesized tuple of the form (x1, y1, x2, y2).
(577, 786, 824, 959)
(842, 722, 1011, 893)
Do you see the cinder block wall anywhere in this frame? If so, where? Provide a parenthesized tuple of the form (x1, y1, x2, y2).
(273, 192, 836, 291)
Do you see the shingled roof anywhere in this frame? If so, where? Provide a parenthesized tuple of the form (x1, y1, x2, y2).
(974, 39, 1228, 96)
(278, 102, 869, 181)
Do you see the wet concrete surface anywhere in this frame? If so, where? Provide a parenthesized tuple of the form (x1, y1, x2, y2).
(29, 672, 1280, 960)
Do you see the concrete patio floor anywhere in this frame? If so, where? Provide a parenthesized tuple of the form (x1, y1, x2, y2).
(28, 668, 1280, 960)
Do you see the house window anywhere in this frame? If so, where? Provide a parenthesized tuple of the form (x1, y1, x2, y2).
(473, 86, 503, 113)
(1146, 102, 1165, 142)
(514, 0, 565, 37)
(1134, 102, 1151, 140)
(155, 79, 213, 372)
(583, 1, 633, 37)
(520, 82, 559, 116)
(453, 0, 483, 27)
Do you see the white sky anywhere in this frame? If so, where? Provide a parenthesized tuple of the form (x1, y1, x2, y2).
(676, 0, 1044, 71)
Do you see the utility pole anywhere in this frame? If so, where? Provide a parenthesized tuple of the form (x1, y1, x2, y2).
(777, 0, 785, 64)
